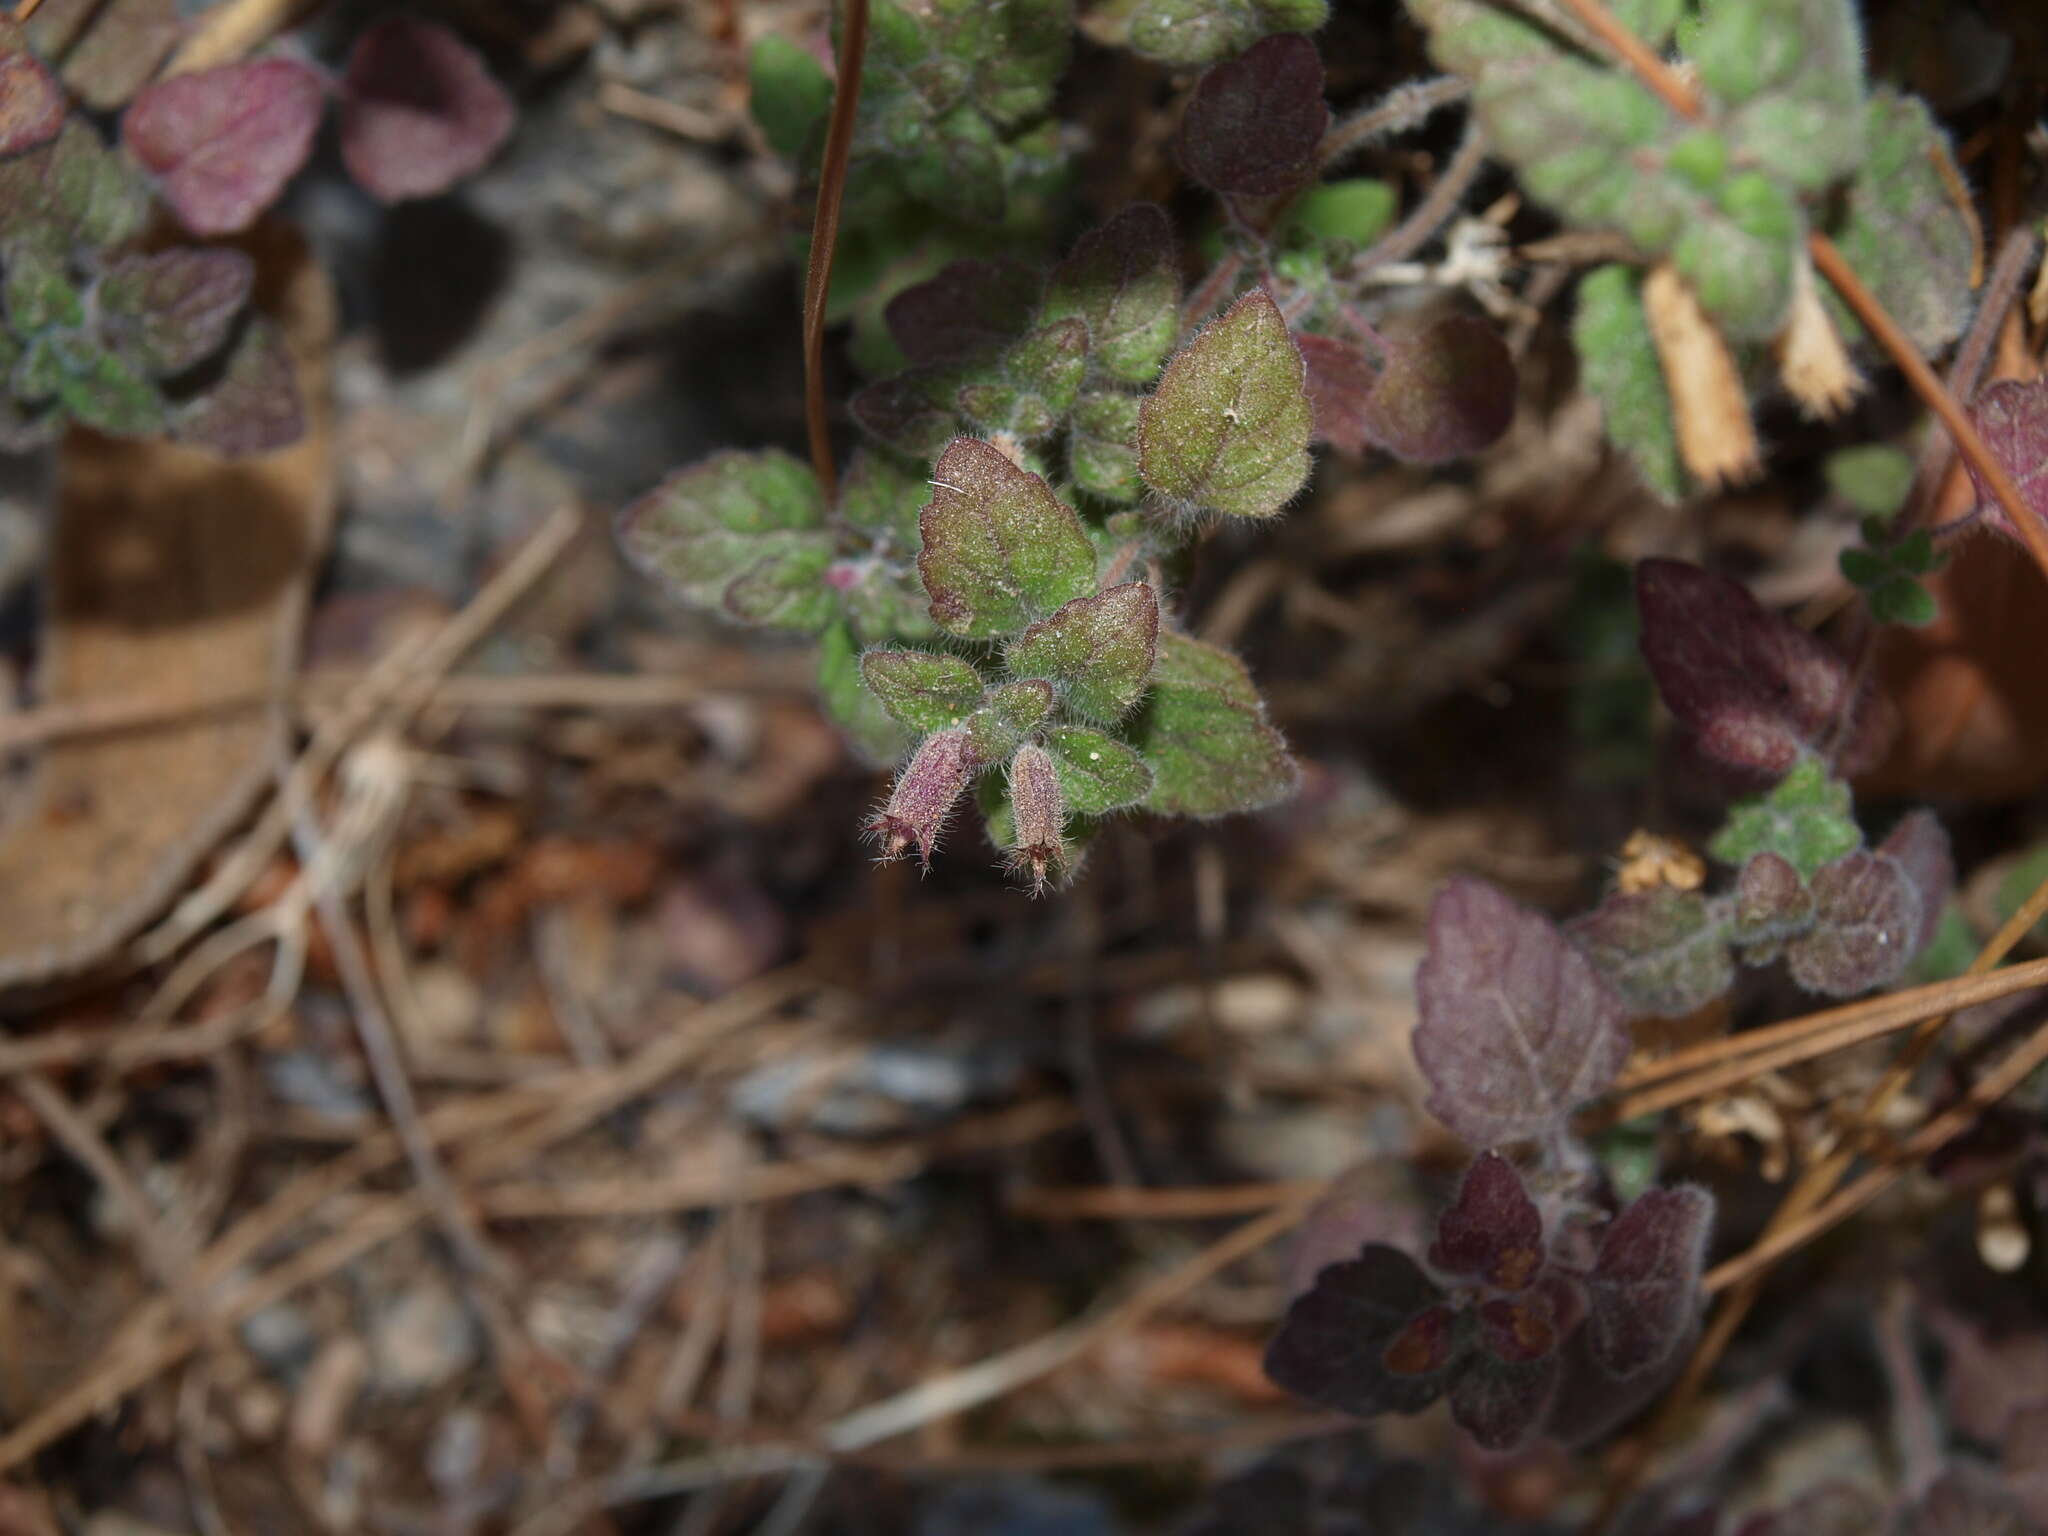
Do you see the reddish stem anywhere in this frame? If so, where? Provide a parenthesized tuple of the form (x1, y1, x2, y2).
(801, 0, 871, 504)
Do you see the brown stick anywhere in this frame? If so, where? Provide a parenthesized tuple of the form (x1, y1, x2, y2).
(802, 0, 870, 502)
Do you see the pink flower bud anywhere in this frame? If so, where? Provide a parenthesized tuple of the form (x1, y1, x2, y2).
(867, 728, 974, 867)
(1006, 744, 1067, 894)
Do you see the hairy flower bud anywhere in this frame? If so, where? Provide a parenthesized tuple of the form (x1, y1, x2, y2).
(1006, 744, 1067, 893)
(868, 728, 975, 867)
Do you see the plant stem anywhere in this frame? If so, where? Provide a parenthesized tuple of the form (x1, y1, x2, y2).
(802, 0, 870, 504)
(1317, 76, 1470, 170)
(1552, 0, 1701, 118)
(1809, 231, 2048, 584)
(1348, 118, 1490, 278)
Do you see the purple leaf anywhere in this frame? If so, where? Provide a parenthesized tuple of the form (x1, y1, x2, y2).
(172, 318, 304, 457)
(337, 18, 513, 202)
(1731, 851, 1815, 957)
(1357, 315, 1517, 464)
(1586, 1186, 1713, 1379)
(98, 248, 254, 376)
(1569, 887, 1735, 1019)
(1177, 34, 1329, 198)
(1428, 1152, 1545, 1291)
(1263, 1243, 1459, 1419)
(1880, 809, 1955, 960)
(1965, 378, 2048, 544)
(916, 437, 1096, 638)
(1475, 1296, 1557, 1363)
(1906, 1471, 2039, 1536)
(1298, 331, 1377, 456)
(1785, 850, 1919, 996)
(1413, 876, 1632, 1146)
(849, 366, 964, 458)
(0, 48, 66, 157)
(124, 58, 326, 235)
(884, 258, 1040, 366)
(1449, 1348, 1560, 1452)
(1636, 558, 1881, 779)
(1546, 1312, 1697, 1445)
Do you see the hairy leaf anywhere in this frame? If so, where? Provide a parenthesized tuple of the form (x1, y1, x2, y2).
(957, 318, 1088, 441)
(1264, 1243, 1458, 1419)
(338, 18, 514, 201)
(1138, 289, 1312, 519)
(861, 650, 985, 734)
(964, 679, 1056, 763)
(850, 366, 967, 459)
(1575, 266, 1683, 501)
(820, 619, 911, 766)
(1730, 851, 1815, 957)
(1695, 0, 1865, 192)
(1357, 315, 1516, 464)
(0, 118, 149, 251)
(1043, 726, 1152, 815)
(1429, 1152, 1544, 1291)
(1637, 559, 1878, 779)
(1450, 1348, 1559, 1452)
(617, 449, 829, 616)
(1069, 389, 1143, 503)
(1830, 90, 1973, 354)
(0, 48, 65, 157)
(1177, 34, 1328, 198)
(1130, 630, 1294, 816)
(885, 258, 1040, 366)
(1285, 178, 1395, 247)
(124, 59, 325, 236)
(1042, 204, 1179, 386)
(1786, 850, 1920, 996)
(1298, 332, 1377, 456)
(1966, 379, 2048, 544)
(835, 447, 926, 550)
(1586, 1186, 1712, 1379)
(1880, 810, 1955, 961)
(1128, 0, 1329, 67)
(172, 319, 303, 456)
(1570, 888, 1735, 1019)
(1415, 877, 1631, 1146)
(1006, 582, 1159, 724)
(1708, 758, 1863, 878)
(917, 437, 1096, 638)
(98, 249, 254, 377)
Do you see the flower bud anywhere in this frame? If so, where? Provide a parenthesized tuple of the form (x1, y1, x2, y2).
(867, 728, 974, 867)
(1005, 744, 1067, 894)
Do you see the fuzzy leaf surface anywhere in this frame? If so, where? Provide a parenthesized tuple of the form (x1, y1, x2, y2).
(172, 319, 303, 456)
(885, 258, 1039, 366)
(1966, 378, 2048, 544)
(1298, 331, 1377, 456)
(1129, 629, 1294, 816)
(860, 650, 985, 734)
(1637, 559, 1876, 779)
(1574, 266, 1683, 501)
(1357, 315, 1515, 464)
(1176, 34, 1328, 198)
(98, 249, 254, 377)
(1264, 1243, 1457, 1419)
(1428, 1152, 1544, 1291)
(1137, 288, 1312, 518)
(124, 59, 326, 236)
(1730, 851, 1814, 956)
(1069, 389, 1142, 502)
(957, 318, 1088, 441)
(1707, 758, 1862, 878)
(617, 449, 830, 621)
(1881, 809, 1955, 961)
(1128, 0, 1329, 67)
(1042, 204, 1178, 386)
(1786, 850, 1920, 996)
(1586, 1186, 1712, 1379)
(1043, 726, 1152, 814)
(1450, 1349, 1559, 1452)
(1414, 876, 1631, 1146)
(1830, 90, 1973, 354)
(917, 437, 1095, 638)
(747, 34, 831, 158)
(338, 18, 514, 202)
(0, 48, 65, 157)
(1006, 582, 1160, 724)
(1569, 888, 1734, 1019)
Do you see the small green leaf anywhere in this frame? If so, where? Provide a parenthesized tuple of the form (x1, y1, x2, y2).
(1042, 204, 1179, 387)
(957, 318, 1087, 441)
(1673, 171, 1797, 340)
(1698, 0, 1865, 192)
(42, 119, 151, 250)
(721, 540, 837, 632)
(1130, 630, 1295, 816)
(965, 678, 1056, 762)
(748, 34, 833, 158)
(617, 449, 830, 612)
(1044, 725, 1152, 813)
(860, 651, 987, 737)
(836, 447, 926, 550)
(1006, 582, 1161, 723)
(1570, 888, 1735, 1018)
(1069, 389, 1142, 503)
(1825, 444, 1914, 518)
(1829, 89, 1974, 354)
(1137, 288, 1312, 519)
(1838, 546, 1888, 588)
(822, 621, 911, 765)
(917, 436, 1096, 638)
(57, 345, 167, 437)
(1284, 178, 1395, 247)
(1, 229, 82, 332)
(1868, 573, 1939, 628)
(1127, 0, 1329, 67)
(1708, 757, 1862, 878)
(1573, 265, 1683, 502)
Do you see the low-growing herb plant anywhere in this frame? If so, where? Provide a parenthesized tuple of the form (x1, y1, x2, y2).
(0, 7, 513, 454)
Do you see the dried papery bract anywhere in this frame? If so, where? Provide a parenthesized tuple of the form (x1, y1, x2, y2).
(1005, 744, 1067, 893)
(869, 727, 976, 867)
